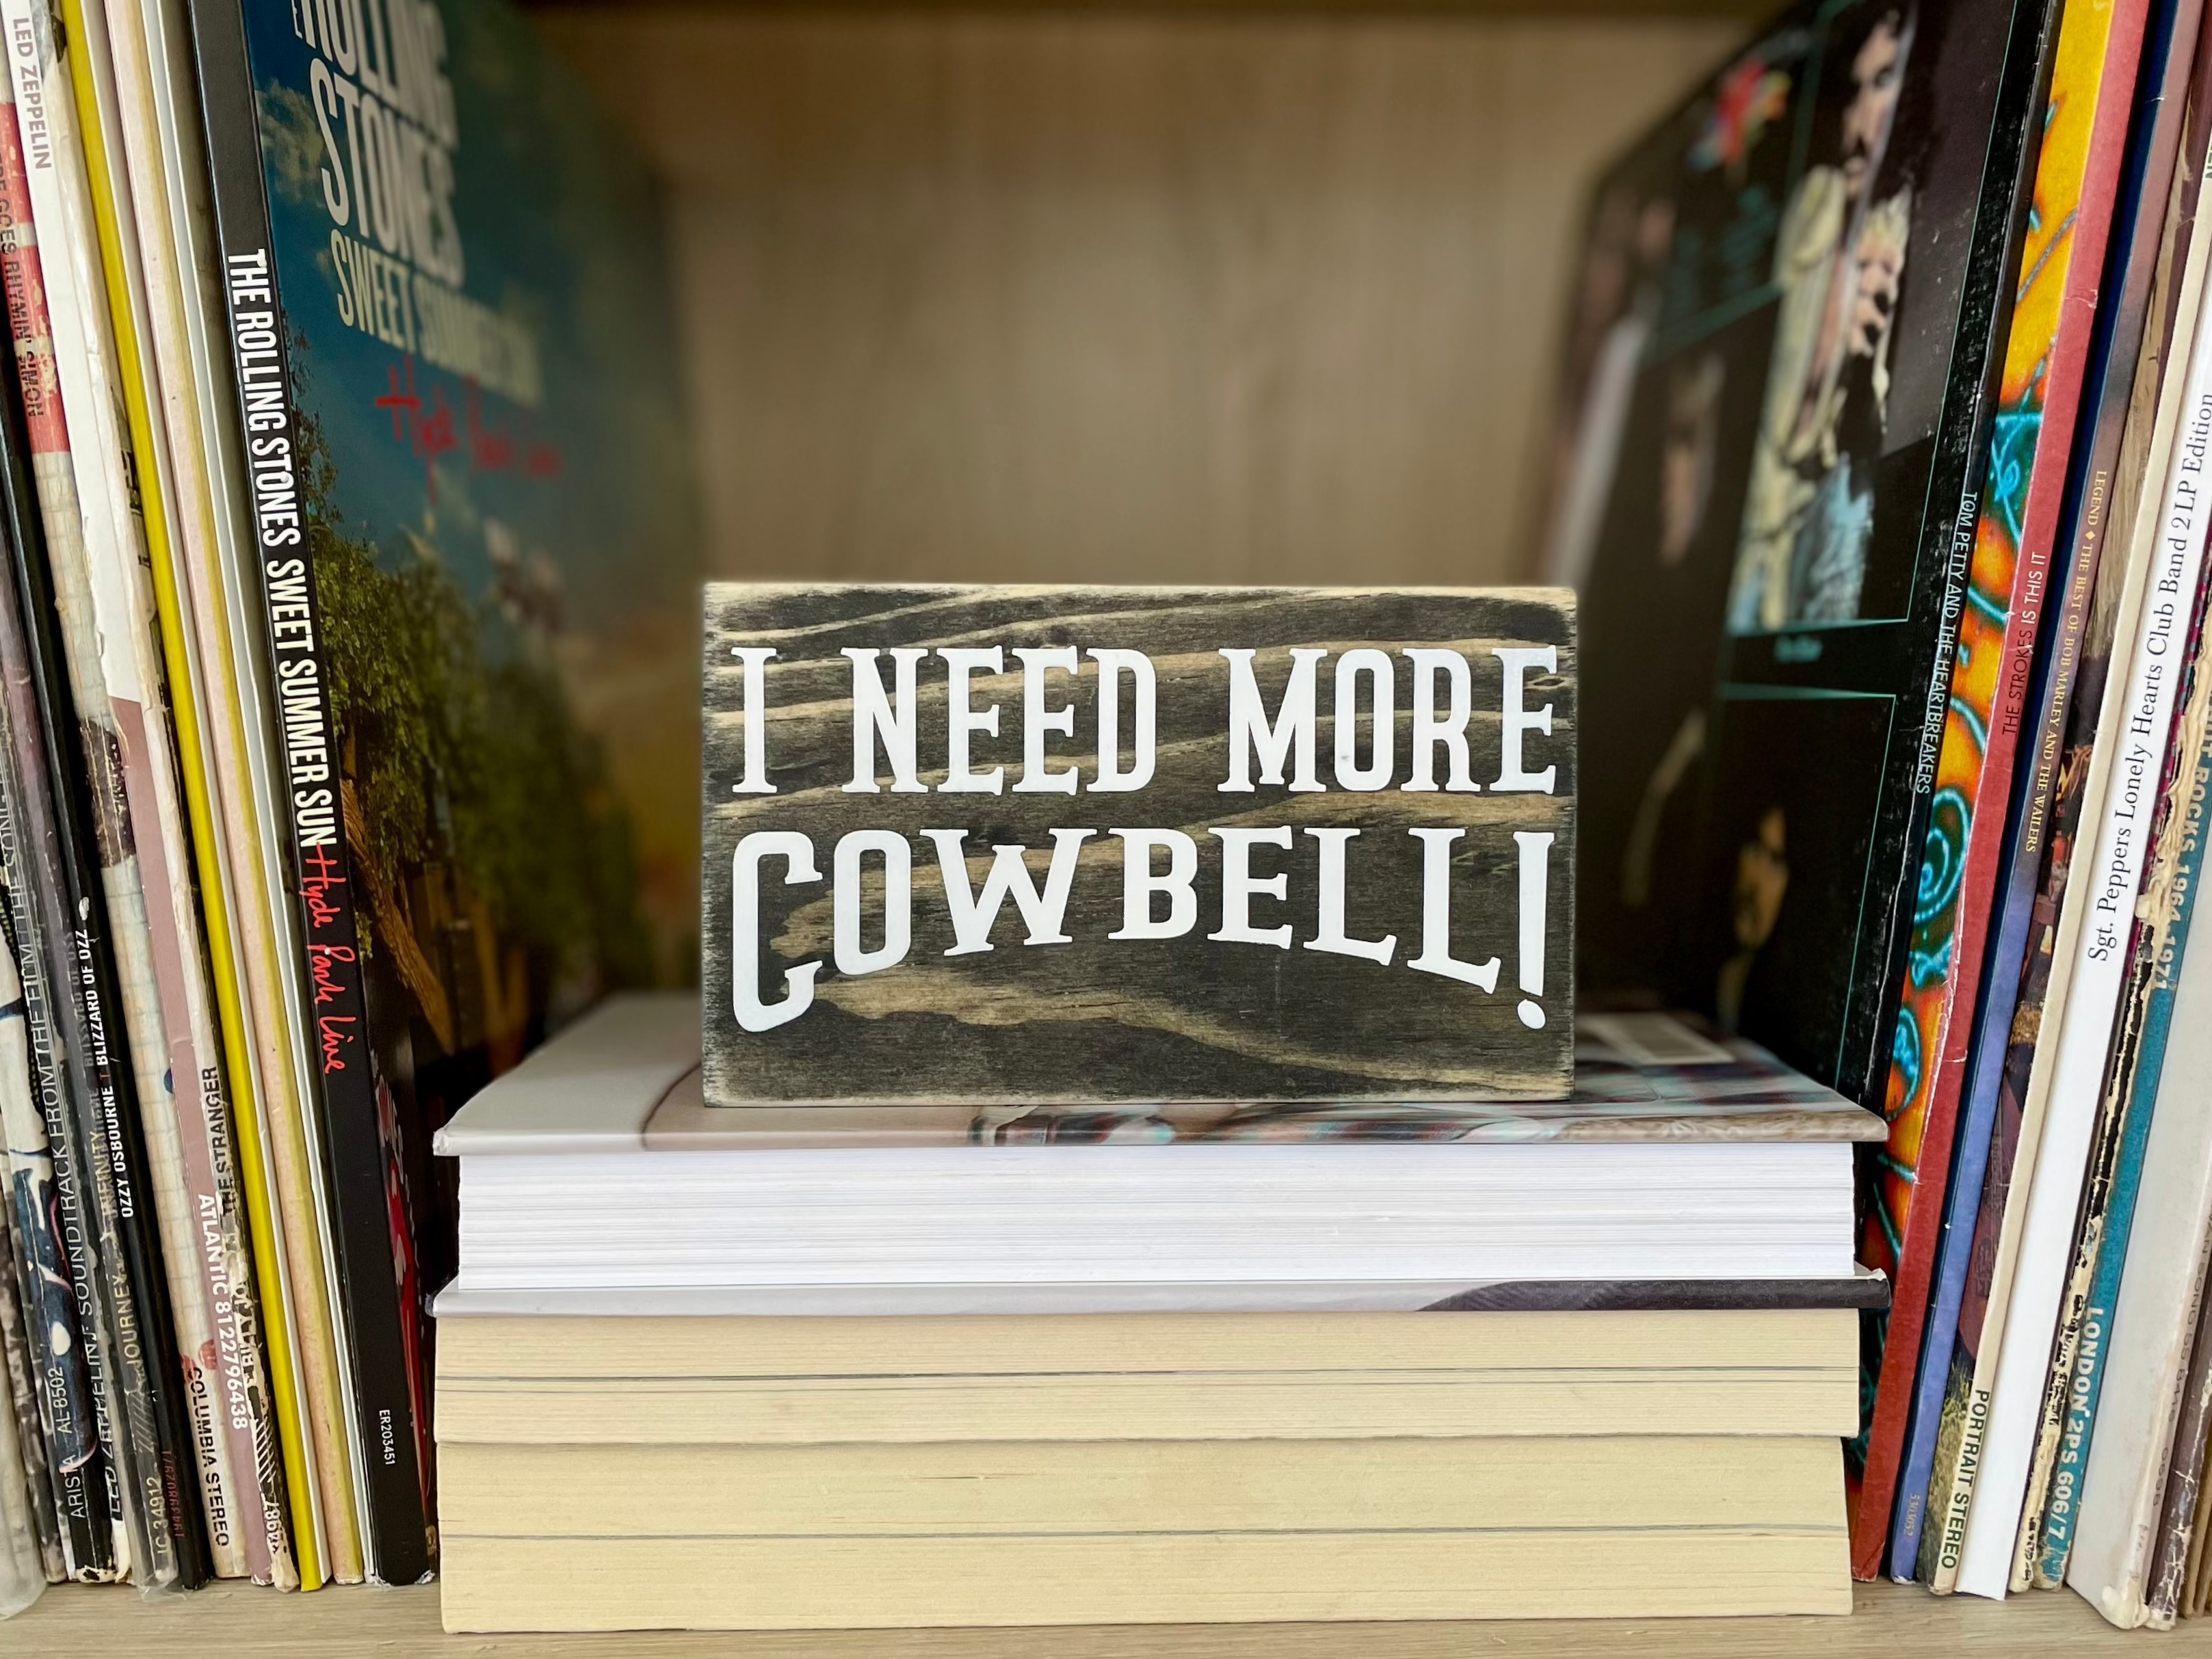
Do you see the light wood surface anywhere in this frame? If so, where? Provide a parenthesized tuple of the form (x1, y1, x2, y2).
(10, 1575, 2207, 1654)
(534, 10, 1738, 590)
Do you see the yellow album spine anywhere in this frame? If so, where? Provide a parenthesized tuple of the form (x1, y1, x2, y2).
(60, 0, 322, 1586)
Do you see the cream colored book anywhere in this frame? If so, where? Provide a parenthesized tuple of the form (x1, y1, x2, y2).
(436, 1308, 1858, 1446)
(441, 1429, 1850, 1634)
(441, 1433, 1840, 1539)
(447, 1528, 1849, 1632)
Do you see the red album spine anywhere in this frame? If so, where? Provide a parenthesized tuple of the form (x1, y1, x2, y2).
(1852, 0, 2157, 1574)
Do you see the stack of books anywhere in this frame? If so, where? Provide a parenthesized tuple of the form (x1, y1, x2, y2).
(430, 997, 1880, 1629)
(1549, 0, 2212, 1626)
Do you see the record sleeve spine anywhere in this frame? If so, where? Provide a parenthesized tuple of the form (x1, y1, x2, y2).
(1919, 37, 2212, 1591)
(2150, 1283, 2212, 1628)
(136, 0, 341, 1587)
(0, 304, 162, 1584)
(63, 0, 295, 1580)
(2041, 566, 2212, 1586)
(0, 0, 218, 1587)
(2021, 563, 2212, 1583)
(187, 0, 432, 1586)
(1949, 144, 2212, 1599)
(0, 847, 103, 1574)
(2190, 1397, 2212, 1611)
(1841, 0, 2054, 1110)
(157, 0, 355, 1574)
(100, 0, 317, 1584)
(1895, 0, 2212, 1580)
(1843, 0, 2065, 1576)
(2064, 849, 2212, 1619)
(0, 0, 249, 1576)
(1919, 0, 2171, 1587)
(1889, 399, 2104, 1576)
(0, 1180, 60, 1580)
(2147, 1282, 2212, 1623)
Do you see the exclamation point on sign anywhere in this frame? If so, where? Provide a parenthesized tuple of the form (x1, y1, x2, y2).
(1513, 831, 1553, 1029)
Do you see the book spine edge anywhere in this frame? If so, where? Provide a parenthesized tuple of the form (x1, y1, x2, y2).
(190, 0, 432, 1584)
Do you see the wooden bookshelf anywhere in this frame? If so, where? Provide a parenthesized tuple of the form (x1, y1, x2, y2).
(7, 12, 2125, 1658)
(8, 1576, 2200, 1654)
(527, 6, 1741, 594)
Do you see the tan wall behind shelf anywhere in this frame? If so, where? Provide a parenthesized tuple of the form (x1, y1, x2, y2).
(538, 10, 1741, 587)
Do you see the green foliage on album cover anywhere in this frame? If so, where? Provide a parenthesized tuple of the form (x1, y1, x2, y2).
(295, 395, 653, 998)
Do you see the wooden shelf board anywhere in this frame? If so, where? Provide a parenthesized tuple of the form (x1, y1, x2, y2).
(8, 1575, 2204, 1655)
(530, 8, 1743, 592)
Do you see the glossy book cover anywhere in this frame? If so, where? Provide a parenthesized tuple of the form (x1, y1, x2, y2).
(633, 1011, 1888, 1150)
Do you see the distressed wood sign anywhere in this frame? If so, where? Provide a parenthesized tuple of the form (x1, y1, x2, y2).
(702, 584, 1575, 1105)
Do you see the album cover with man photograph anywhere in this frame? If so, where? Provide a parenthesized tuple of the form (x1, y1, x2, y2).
(1548, 0, 2055, 1108)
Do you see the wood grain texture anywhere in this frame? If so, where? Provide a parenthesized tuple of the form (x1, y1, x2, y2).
(702, 583, 1574, 1102)
(8, 1575, 2187, 1654)
(532, 10, 1740, 588)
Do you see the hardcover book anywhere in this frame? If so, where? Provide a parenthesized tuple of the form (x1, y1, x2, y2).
(189, 0, 700, 1582)
(438, 995, 1880, 1316)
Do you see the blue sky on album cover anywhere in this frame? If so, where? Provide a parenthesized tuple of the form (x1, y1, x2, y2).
(241, 0, 701, 953)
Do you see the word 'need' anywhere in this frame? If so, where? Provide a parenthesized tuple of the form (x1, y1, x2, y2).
(723, 645, 1562, 797)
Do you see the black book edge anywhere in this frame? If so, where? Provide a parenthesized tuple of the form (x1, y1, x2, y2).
(183, 0, 434, 1587)
(0, 305, 199, 1581)
(1420, 1275, 1892, 1314)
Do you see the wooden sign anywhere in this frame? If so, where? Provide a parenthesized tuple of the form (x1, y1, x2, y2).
(702, 584, 1575, 1104)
